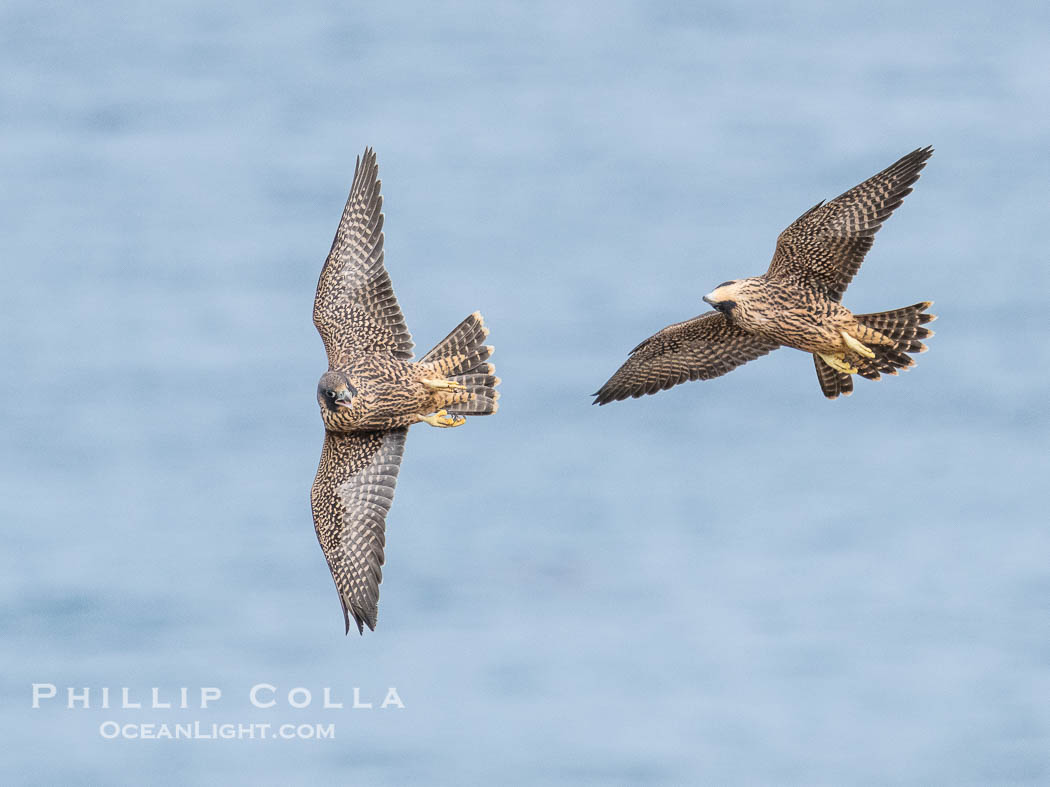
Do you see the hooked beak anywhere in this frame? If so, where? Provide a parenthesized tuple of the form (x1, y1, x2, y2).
(702, 294, 715, 306)
(334, 388, 354, 408)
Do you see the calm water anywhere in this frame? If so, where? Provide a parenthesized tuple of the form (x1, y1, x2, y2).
(2, 1, 1048, 784)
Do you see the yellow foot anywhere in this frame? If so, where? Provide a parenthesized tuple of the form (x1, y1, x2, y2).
(818, 352, 858, 375)
(840, 331, 875, 359)
(422, 378, 463, 391)
(420, 409, 466, 428)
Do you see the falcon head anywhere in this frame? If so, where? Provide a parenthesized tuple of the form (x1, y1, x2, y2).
(317, 371, 357, 411)
(702, 279, 745, 318)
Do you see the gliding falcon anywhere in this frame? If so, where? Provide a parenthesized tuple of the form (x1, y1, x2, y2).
(593, 147, 936, 404)
(311, 148, 499, 634)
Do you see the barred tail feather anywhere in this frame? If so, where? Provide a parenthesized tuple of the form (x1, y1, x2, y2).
(444, 348, 495, 378)
(448, 373, 499, 388)
(855, 301, 935, 381)
(857, 301, 935, 349)
(445, 386, 500, 415)
(423, 311, 500, 415)
(853, 346, 916, 381)
(421, 311, 486, 362)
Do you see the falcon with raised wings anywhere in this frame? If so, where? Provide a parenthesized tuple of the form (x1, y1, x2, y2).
(593, 147, 936, 403)
(311, 148, 499, 634)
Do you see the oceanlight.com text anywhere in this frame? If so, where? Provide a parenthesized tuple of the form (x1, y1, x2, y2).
(98, 721, 336, 740)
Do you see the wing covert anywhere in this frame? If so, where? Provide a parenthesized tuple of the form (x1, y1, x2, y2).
(765, 146, 932, 302)
(592, 312, 779, 405)
(313, 148, 414, 365)
(310, 428, 408, 634)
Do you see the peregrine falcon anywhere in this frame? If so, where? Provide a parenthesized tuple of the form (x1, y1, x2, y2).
(311, 148, 499, 634)
(593, 147, 936, 403)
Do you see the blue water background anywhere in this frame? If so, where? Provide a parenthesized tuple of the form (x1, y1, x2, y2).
(1, 1, 1048, 783)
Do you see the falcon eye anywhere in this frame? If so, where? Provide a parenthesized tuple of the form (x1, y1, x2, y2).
(715, 300, 737, 315)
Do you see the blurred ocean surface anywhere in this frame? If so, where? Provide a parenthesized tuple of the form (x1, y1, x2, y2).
(1, 1, 1048, 784)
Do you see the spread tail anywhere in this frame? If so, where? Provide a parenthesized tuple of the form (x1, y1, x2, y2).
(814, 301, 935, 399)
(422, 311, 500, 414)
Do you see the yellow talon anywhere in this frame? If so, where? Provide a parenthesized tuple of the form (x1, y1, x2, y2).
(841, 331, 875, 359)
(420, 409, 465, 428)
(818, 352, 858, 375)
(422, 379, 463, 391)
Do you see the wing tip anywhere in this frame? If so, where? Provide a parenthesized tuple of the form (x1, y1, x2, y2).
(345, 606, 375, 636)
(339, 597, 368, 636)
(351, 146, 380, 191)
(895, 145, 934, 179)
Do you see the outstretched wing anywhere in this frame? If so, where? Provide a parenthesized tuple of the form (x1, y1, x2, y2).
(765, 147, 933, 302)
(311, 428, 408, 634)
(313, 148, 414, 366)
(592, 312, 779, 405)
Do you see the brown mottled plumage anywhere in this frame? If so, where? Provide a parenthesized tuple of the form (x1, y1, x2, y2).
(311, 148, 499, 634)
(594, 147, 936, 404)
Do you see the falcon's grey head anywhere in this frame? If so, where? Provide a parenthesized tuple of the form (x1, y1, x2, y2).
(317, 371, 356, 411)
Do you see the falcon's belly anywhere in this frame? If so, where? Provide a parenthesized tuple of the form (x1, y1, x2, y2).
(734, 286, 854, 354)
(324, 358, 434, 433)
(757, 310, 852, 354)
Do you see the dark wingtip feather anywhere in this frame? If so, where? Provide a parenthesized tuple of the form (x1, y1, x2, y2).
(901, 145, 934, 168)
(341, 598, 370, 636)
(349, 609, 372, 636)
(339, 598, 353, 636)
